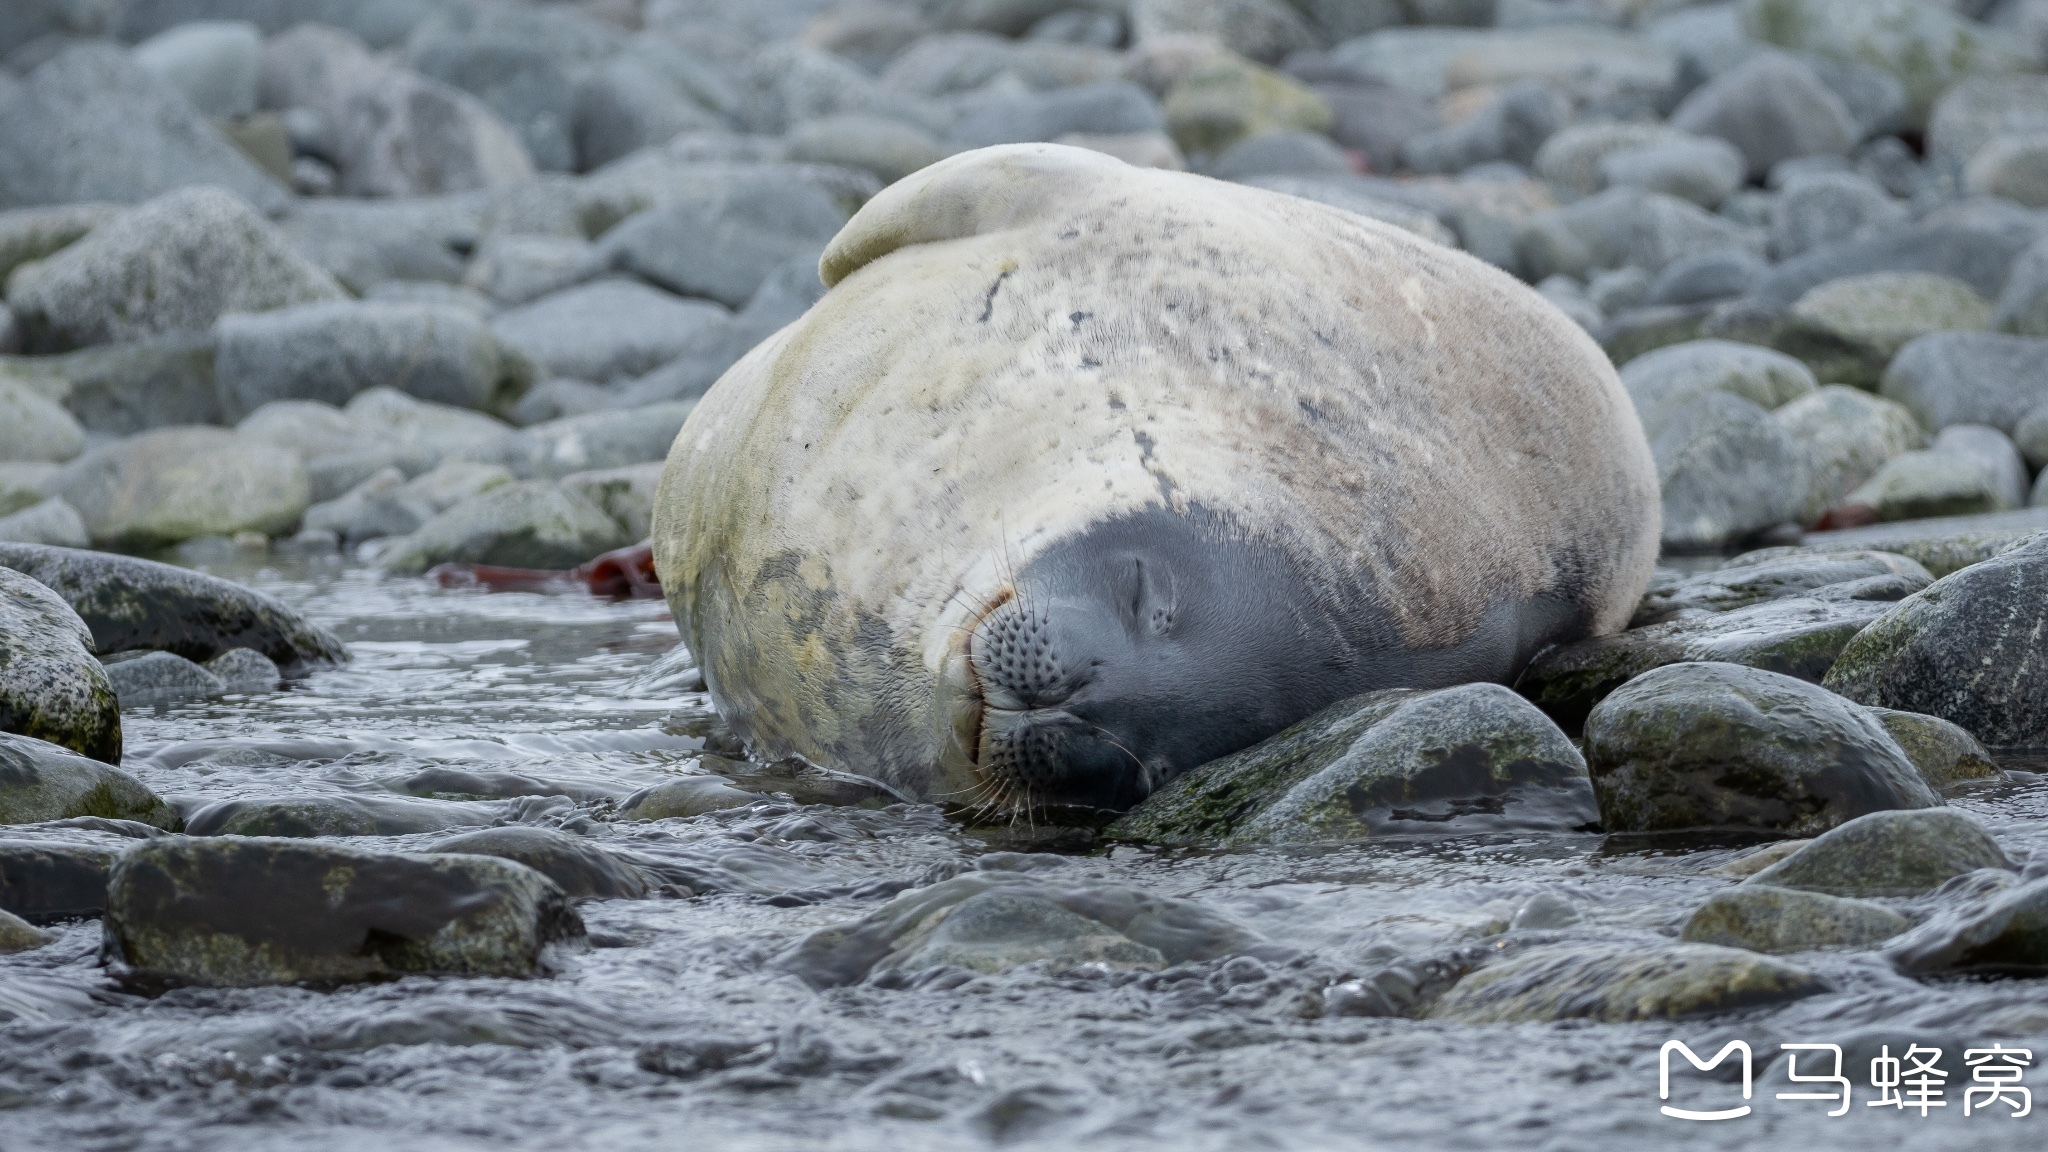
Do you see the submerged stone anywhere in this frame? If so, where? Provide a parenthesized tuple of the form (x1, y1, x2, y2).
(102, 837, 584, 987)
(0, 907, 55, 953)
(1743, 809, 2013, 897)
(1583, 662, 1936, 836)
(887, 890, 1166, 974)
(1428, 939, 1831, 1023)
(1106, 684, 1595, 846)
(616, 775, 761, 820)
(1887, 877, 2048, 976)
(0, 565, 119, 762)
(1681, 885, 1910, 953)
(181, 794, 521, 837)
(429, 827, 650, 900)
(0, 837, 118, 922)
(0, 732, 176, 829)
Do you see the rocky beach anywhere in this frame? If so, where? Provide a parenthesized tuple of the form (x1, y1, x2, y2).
(4, 0, 2048, 1149)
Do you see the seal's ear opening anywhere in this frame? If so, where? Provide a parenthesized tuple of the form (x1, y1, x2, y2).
(819, 143, 1128, 288)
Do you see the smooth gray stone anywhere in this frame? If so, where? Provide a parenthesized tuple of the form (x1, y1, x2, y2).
(215, 300, 533, 420)
(0, 567, 118, 763)
(428, 826, 650, 900)
(101, 650, 225, 708)
(0, 731, 176, 829)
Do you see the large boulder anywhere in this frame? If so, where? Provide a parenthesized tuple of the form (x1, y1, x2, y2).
(4, 187, 344, 353)
(215, 301, 534, 421)
(1428, 939, 1830, 1023)
(490, 281, 728, 383)
(1771, 272, 1993, 387)
(1867, 706, 1999, 791)
(1743, 808, 2014, 896)
(1825, 535, 2048, 747)
(1106, 684, 1597, 846)
(0, 542, 347, 673)
(0, 567, 118, 763)
(50, 426, 310, 549)
(375, 481, 631, 574)
(0, 44, 287, 213)
(1740, 0, 2038, 128)
(102, 837, 583, 987)
(1583, 661, 1938, 835)
(1880, 332, 2048, 437)
(0, 731, 176, 828)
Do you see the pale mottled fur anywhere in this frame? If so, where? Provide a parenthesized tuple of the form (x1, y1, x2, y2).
(654, 144, 1660, 798)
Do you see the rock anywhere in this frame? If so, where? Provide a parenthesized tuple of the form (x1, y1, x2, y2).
(259, 25, 535, 197)
(1647, 391, 1811, 551)
(1583, 661, 1938, 835)
(1129, 0, 1314, 65)
(0, 464, 53, 518)
(571, 46, 730, 172)
(1887, 875, 2048, 975)
(1598, 303, 1714, 365)
(428, 826, 650, 900)
(1532, 122, 1689, 200)
(1928, 75, 2048, 167)
(1998, 238, 2048, 336)
(0, 732, 175, 828)
(1647, 249, 1767, 307)
(0, 44, 287, 213)
(949, 81, 1167, 152)
(0, 567, 118, 762)
(278, 198, 480, 296)
(881, 33, 1121, 98)
(617, 775, 764, 819)
(1741, 0, 2038, 128)
(1790, 507, 2048, 575)
(183, 795, 521, 837)
(1776, 386, 1927, 523)
(1588, 267, 1651, 319)
(1866, 707, 2000, 791)
(463, 235, 595, 308)
(1825, 535, 2048, 746)
(891, 888, 1166, 974)
(1965, 134, 2048, 207)
(0, 542, 348, 672)
(102, 837, 583, 987)
(1934, 424, 2029, 510)
(1598, 137, 1746, 210)
(1298, 77, 1434, 176)
(0, 838, 117, 923)
(375, 481, 631, 574)
(307, 462, 514, 547)
(1714, 839, 1812, 879)
(1773, 272, 1993, 388)
(1844, 449, 2007, 522)
(1681, 886, 1911, 953)
(559, 463, 664, 540)
(1751, 221, 2036, 310)
(1621, 339, 1818, 430)
(1770, 171, 1908, 260)
(119, 0, 463, 47)
(215, 301, 533, 421)
(0, 499, 89, 549)
(101, 650, 225, 708)
(0, 907, 54, 953)
(1880, 332, 2048, 437)
(1668, 50, 1858, 180)
(1805, 53, 1910, 143)
(1746, 809, 2014, 896)
(1161, 54, 1330, 157)
(132, 20, 261, 121)
(1632, 550, 1932, 626)
(740, 41, 942, 138)
(515, 403, 695, 480)
(0, 203, 118, 285)
(1515, 187, 1765, 282)
(404, 6, 613, 174)
(1428, 939, 1831, 1023)
(51, 426, 308, 549)
(5, 187, 344, 353)
(1105, 684, 1596, 846)
(0, 334, 220, 436)
(491, 281, 728, 383)
(1402, 81, 1567, 175)
(1208, 130, 1350, 181)
(0, 379, 83, 464)
(206, 647, 281, 694)
(786, 115, 947, 184)
(595, 176, 843, 312)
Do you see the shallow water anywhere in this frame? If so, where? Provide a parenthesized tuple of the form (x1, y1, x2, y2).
(4, 556, 2044, 1151)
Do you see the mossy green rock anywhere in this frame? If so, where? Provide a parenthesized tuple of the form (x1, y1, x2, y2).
(1887, 876, 2048, 975)
(429, 826, 650, 900)
(1865, 707, 1999, 791)
(1771, 272, 1992, 388)
(1745, 808, 2013, 896)
(1584, 661, 1937, 835)
(1772, 509, 2048, 576)
(182, 794, 512, 837)
(0, 542, 347, 673)
(103, 837, 585, 987)
(0, 731, 176, 829)
(0, 566, 119, 762)
(1682, 885, 1910, 953)
(1106, 684, 1594, 846)
(1824, 536, 2048, 747)
(1843, 449, 2004, 522)
(0, 907, 55, 953)
(1429, 939, 1831, 1023)
(889, 889, 1166, 974)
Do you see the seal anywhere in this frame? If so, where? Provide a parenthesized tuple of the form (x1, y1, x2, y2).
(653, 143, 1660, 813)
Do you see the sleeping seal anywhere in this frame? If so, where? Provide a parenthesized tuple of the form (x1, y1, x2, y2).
(653, 143, 1659, 812)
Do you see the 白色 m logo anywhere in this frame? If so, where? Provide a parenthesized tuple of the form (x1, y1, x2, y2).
(1661, 1041, 1752, 1121)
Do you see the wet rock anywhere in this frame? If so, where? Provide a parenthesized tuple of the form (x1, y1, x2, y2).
(617, 775, 761, 820)
(1647, 391, 1811, 551)
(1429, 939, 1831, 1023)
(1887, 875, 2048, 975)
(205, 648, 281, 695)
(1712, 838, 1811, 879)
(1582, 661, 1937, 836)
(1880, 332, 2048, 437)
(0, 499, 89, 549)
(1668, 50, 1857, 180)
(1161, 54, 1330, 157)
(1631, 550, 1931, 627)
(1773, 272, 1993, 388)
(491, 281, 728, 383)
(710, 756, 896, 808)
(559, 464, 663, 541)
(890, 889, 1166, 974)
(0, 43, 287, 214)
(1865, 707, 1999, 791)
(0, 542, 348, 672)
(0, 379, 84, 464)
(1402, 82, 1566, 175)
(376, 481, 630, 574)
(1106, 684, 1596, 847)
(0, 566, 118, 762)
(1770, 171, 1908, 260)
(1789, 507, 2048, 575)
(102, 651, 225, 709)
(0, 334, 220, 436)
(183, 794, 523, 837)
(1775, 386, 1927, 523)
(4, 187, 343, 353)
(103, 837, 583, 987)
(1741, 0, 2037, 128)
(0, 732, 175, 829)
(215, 301, 534, 422)
(429, 827, 650, 900)
(1824, 535, 2048, 747)
(50, 426, 309, 549)
(133, 20, 260, 121)
(515, 403, 696, 481)
(1681, 886, 1910, 953)
(1746, 809, 2013, 897)
(0, 907, 54, 953)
